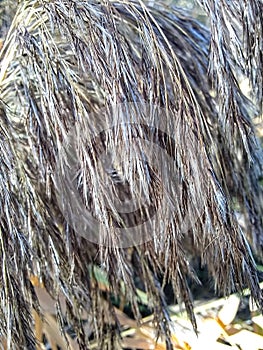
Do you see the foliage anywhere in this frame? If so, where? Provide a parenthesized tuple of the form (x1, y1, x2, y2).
(0, 0, 262, 348)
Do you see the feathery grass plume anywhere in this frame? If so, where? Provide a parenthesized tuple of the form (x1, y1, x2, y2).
(196, 0, 263, 253)
(0, 0, 263, 348)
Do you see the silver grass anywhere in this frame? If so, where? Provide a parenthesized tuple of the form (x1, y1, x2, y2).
(0, 0, 262, 348)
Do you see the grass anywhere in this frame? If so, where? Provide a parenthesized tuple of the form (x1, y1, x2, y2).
(0, 0, 263, 348)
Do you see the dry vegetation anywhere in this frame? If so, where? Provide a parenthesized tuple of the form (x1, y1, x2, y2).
(0, 0, 262, 349)
(29, 277, 263, 349)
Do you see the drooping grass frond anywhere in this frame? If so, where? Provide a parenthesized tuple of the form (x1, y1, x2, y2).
(0, 0, 263, 348)
(197, 0, 263, 111)
(196, 0, 263, 254)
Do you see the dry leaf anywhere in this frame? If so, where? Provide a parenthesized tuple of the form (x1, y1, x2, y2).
(218, 295, 240, 326)
(228, 329, 263, 350)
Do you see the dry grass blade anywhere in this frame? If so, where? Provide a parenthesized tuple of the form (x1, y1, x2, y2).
(0, 0, 263, 349)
